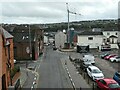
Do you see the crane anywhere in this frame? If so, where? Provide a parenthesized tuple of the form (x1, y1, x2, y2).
(66, 3, 81, 43)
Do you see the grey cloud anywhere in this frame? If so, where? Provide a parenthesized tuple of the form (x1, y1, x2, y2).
(0, 0, 119, 24)
(2, 2, 66, 18)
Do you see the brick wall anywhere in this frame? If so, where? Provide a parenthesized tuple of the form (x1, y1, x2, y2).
(0, 33, 2, 90)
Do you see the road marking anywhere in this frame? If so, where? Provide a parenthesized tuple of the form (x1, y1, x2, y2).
(38, 65, 40, 69)
(33, 81, 36, 85)
(34, 77, 37, 80)
(76, 71, 79, 74)
(31, 86, 33, 89)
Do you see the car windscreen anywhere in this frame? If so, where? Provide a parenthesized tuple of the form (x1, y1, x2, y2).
(116, 72, 120, 78)
(108, 83, 120, 88)
(92, 69, 101, 73)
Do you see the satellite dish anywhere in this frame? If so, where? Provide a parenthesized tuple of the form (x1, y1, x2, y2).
(70, 28, 74, 30)
(63, 29, 66, 33)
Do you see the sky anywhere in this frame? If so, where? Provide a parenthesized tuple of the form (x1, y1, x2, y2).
(0, 0, 119, 24)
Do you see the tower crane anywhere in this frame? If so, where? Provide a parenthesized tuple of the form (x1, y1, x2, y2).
(66, 3, 81, 43)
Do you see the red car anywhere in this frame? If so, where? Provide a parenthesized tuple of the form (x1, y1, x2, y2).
(96, 78, 120, 90)
(104, 54, 117, 60)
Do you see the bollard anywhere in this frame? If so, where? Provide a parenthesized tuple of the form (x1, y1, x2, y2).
(87, 77, 89, 84)
(92, 82, 95, 90)
(83, 73, 86, 79)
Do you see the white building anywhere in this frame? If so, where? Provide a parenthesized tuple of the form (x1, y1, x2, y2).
(55, 31, 66, 48)
(102, 30, 118, 49)
(77, 31, 103, 50)
(44, 35, 48, 44)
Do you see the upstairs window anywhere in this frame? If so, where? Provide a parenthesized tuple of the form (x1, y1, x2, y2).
(107, 33, 110, 35)
(88, 37, 93, 40)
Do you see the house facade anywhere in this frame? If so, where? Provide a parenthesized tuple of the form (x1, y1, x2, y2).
(102, 30, 118, 49)
(0, 26, 20, 90)
(77, 31, 103, 50)
(55, 31, 66, 49)
(9, 25, 44, 60)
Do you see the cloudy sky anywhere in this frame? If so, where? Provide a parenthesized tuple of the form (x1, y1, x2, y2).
(0, 0, 119, 24)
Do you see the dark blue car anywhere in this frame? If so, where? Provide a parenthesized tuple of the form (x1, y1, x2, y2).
(113, 72, 120, 85)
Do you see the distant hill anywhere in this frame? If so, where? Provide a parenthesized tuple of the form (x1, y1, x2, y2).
(2, 19, 118, 32)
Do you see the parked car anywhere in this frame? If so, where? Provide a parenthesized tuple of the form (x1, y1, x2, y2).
(113, 72, 120, 85)
(110, 56, 120, 62)
(104, 54, 117, 60)
(96, 78, 120, 89)
(86, 66, 104, 80)
(101, 53, 110, 59)
(53, 46, 57, 50)
(83, 54, 95, 65)
(80, 62, 92, 71)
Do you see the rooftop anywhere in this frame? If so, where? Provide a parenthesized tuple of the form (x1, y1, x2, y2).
(78, 31, 103, 36)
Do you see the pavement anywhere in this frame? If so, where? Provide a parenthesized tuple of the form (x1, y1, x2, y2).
(19, 56, 42, 89)
(19, 67, 28, 88)
(61, 56, 91, 89)
(60, 48, 76, 52)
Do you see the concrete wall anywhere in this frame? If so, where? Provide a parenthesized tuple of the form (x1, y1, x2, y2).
(103, 31, 118, 38)
(0, 33, 2, 90)
(77, 35, 103, 49)
(103, 31, 118, 49)
(55, 31, 66, 48)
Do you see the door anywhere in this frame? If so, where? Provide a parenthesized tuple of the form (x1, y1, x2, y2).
(2, 74, 6, 90)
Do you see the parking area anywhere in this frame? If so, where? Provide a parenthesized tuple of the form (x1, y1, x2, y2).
(66, 49, 120, 88)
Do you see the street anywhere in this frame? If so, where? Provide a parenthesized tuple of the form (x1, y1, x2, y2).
(18, 45, 120, 89)
(37, 45, 73, 88)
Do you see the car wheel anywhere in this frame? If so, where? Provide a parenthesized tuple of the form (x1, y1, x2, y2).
(111, 60, 114, 62)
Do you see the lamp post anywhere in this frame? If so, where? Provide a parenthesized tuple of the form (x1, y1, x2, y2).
(29, 24, 32, 59)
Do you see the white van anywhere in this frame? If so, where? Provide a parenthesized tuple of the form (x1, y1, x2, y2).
(82, 54, 95, 65)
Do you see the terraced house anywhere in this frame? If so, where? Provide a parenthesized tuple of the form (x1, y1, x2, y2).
(7, 25, 44, 60)
(0, 26, 20, 90)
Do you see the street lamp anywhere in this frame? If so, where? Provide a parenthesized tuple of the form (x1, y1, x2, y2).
(29, 24, 32, 59)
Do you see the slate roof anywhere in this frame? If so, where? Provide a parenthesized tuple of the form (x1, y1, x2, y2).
(78, 31, 103, 36)
(10, 32, 35, 42)
(0, 26, 13, 39)
(102, 29, 118, 31)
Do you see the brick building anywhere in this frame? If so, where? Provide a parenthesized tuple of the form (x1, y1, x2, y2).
(8, 25, 44, 60)
(0, 26, 20, 90)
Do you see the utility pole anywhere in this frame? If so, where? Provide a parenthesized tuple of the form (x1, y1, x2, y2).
(29, 24, 32, 60)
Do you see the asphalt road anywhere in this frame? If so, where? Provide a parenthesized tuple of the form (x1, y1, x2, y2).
(37, 45, 72, 88)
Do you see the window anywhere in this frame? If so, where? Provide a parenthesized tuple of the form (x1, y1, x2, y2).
(88, 37, 93, 40)
(107, 33, 110, 35)
(99, 80, 106, 85)
(88, 68, 92, 72)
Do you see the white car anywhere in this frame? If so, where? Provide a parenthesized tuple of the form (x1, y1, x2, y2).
(110, 56, 120, 62)
(86, 66, 104, 80)
(83, 54, 95, 65)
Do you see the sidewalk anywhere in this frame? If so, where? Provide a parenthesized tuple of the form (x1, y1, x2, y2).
(19, 55, 42, 88)
(19, 67, 28, 88)
(61, 56, 91, 89)
(60, 48, 76, 52)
